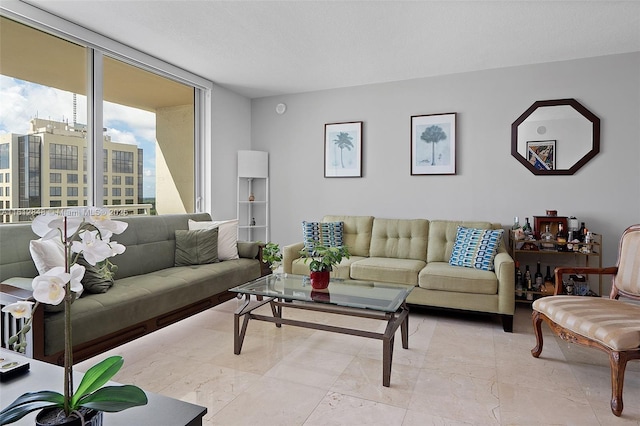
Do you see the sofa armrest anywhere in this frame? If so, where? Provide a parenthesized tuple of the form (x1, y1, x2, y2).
(283, 242, 305, 274)
(494, 251, 515, 315)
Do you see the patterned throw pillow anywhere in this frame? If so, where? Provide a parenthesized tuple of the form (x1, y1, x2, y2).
(449, 226, 504, 271)
(302, 221, 344, 255)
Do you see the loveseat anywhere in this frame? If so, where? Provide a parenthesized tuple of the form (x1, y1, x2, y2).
(283, 215, 515, 331)
(0, 213, 264, 364)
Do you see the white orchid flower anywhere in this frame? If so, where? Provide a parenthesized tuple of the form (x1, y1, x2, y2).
(71, 230, 113, 265)
(108, 240, 126, 256)
(87, 212, 128, 235)
(32, 267, 71, 305)
(1, 301, 35, 319)
(32, 213, 83, 241)
(69, 263, 86, 293)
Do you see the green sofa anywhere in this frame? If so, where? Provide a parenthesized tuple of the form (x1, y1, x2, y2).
(0, 213, 263, 364)
(283, 215, 515, 331)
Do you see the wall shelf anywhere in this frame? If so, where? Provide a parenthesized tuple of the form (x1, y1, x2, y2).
(237, 151, 269, 242)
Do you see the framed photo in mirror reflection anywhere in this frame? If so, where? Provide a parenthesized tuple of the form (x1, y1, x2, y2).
(527, 140, 556, 170)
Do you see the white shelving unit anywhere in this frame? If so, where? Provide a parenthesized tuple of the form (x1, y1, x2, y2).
(237, 151, 269, 242)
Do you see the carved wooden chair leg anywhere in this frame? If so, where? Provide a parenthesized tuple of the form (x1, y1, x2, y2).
(609, 351, 629, 417)
(531, 310, 544, 358)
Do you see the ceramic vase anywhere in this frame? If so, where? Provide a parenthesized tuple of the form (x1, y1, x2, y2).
(310, 270, 330, 289)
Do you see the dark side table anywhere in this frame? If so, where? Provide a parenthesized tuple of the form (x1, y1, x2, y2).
(0, 350, 206, 426)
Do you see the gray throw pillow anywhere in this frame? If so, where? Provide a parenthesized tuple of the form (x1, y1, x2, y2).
(77, 255, 115, 294)
(175, 228, 219, 266)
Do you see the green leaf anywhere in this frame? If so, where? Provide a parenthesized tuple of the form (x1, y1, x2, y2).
(77, 385, 148, 412)
(71, 356, 123, 407)
(0, 390, 64, 413)
(0, 401, 60, 424)
(0, 391, 63, 424)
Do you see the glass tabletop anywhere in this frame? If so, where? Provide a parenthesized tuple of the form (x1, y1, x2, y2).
(230, 274, 414, 312)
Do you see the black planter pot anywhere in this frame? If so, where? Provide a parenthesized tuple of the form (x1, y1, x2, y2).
(35, 407, 103, 426)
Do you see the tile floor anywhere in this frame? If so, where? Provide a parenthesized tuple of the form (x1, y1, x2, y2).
(76, 300, 640, 425)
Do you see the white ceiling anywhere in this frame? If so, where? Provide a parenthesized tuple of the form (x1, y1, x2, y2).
(19, 0, 640, 99)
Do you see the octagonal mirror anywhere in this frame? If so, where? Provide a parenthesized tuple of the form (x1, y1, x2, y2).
(511, 98, 600, 175)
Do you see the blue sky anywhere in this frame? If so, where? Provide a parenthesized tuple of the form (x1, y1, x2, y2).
(0, 75, 157, 198)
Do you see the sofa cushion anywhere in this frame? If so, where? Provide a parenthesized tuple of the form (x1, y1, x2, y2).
(350, 257, 425, 285)
(302, 221, 344, 255)
(418, 262, 498, 294)
(110, 213, 213, 279)
(322, 215, 374, 257)
(174, 228, 219, 266)
(369, 218, 428, 261)
(188, 218, 239, 261)
(449, 226, 504, 271)
(30, 238, 65, 275)
(427, 220, 495, 263)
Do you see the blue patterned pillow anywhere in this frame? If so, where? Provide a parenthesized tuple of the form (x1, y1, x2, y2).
(449, 226, 504, 271)
(302, 221, 344, 255)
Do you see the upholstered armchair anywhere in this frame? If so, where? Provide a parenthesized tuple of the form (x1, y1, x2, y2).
(531, 224, 640, 417)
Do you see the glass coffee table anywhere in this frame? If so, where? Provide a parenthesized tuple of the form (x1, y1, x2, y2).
(230, 274, 414, 387)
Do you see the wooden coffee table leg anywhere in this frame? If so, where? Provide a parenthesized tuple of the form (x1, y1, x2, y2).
(401, 305, 409, 349)
(234, 296, 251, 355)
(270, 299, 282, 328)
(382, 306, 410, 386)
(382, 334, 394, 387)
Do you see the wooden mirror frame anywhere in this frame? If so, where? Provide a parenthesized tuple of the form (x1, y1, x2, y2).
(511, 98, 600, 175)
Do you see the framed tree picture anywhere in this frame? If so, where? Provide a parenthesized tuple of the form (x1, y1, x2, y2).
(411, 112, 456, 175)
(527, 140, 556, 171)
(324, 121, 363, 177)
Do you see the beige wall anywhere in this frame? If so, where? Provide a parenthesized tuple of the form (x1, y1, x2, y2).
(155, 104, 194, 214)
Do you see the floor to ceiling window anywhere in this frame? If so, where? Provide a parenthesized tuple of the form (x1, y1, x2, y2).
(103, 56, 195, 215)
(0, 14, 200, 222)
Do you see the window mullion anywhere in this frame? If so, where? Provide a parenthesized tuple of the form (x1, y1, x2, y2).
(88, 49, 104, 208)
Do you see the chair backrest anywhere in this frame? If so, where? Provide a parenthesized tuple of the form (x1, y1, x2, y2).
(612, 224, 640, 298)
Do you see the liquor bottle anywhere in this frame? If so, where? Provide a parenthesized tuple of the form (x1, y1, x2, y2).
(512, 216, 520, 230)
(522, 217, 533, 237)
(515, 261, 523, 298)
(567, 231, 574, 251)
(524, 265, 533, 301)
(544, 265, 554, 294)
(584, 230, 593, 253)
(556, 223, 567, 252)
(540, 225, 555, 250)
(577, 222, 586, 242)
(534, 261, 543, 292)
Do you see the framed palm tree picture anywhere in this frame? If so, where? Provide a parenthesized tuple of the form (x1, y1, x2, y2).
(411, 113, 456, 175)
(324, 121, 363, 177)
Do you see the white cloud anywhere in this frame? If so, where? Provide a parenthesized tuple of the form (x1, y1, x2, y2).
(104, 101, 156, 144)
(0, 75, 88, 134)
(106, 128, 138, 146)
